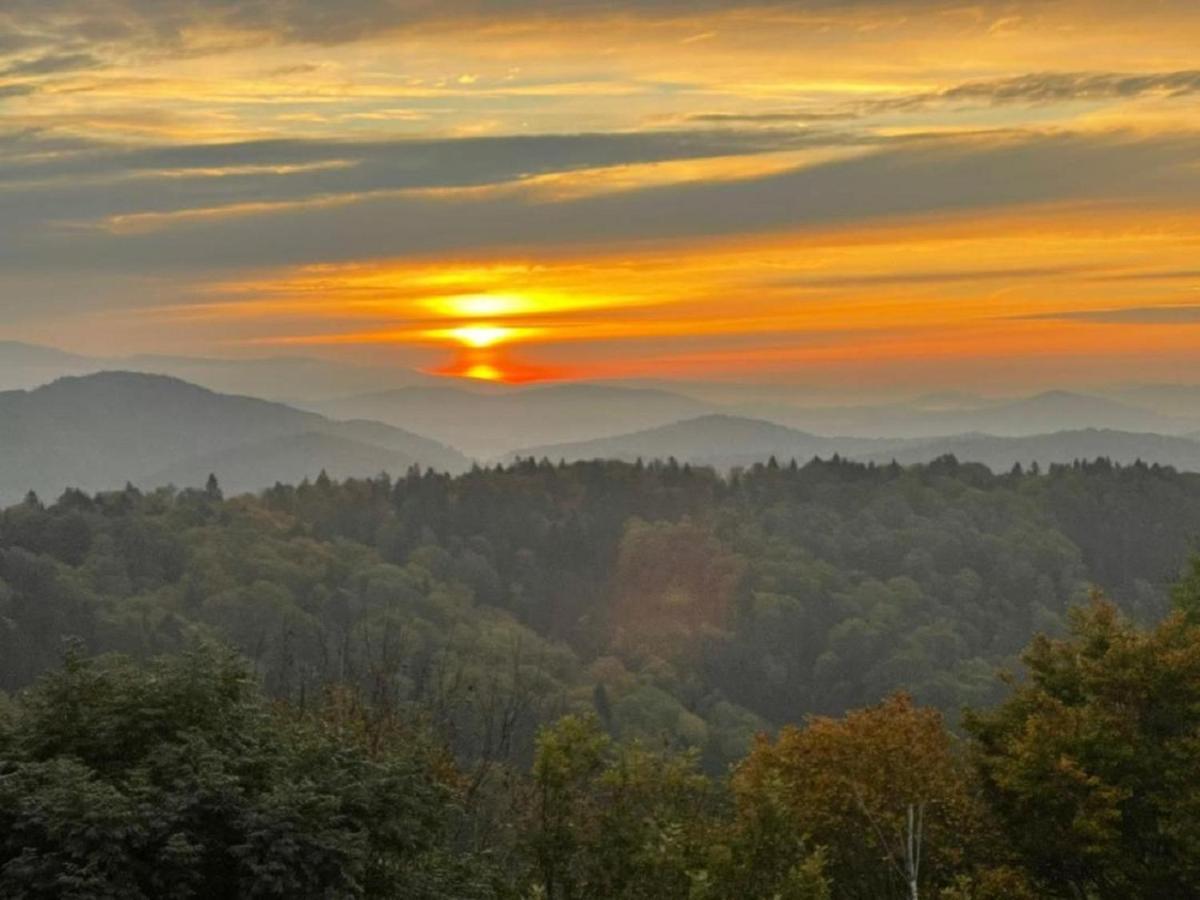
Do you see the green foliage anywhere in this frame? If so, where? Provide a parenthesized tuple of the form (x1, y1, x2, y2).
(733, 694, 1001, 900)
(5, 457, 1195, 772)
(0, 644, 495, 899)
(966, 599, 1200, 898)
(1172, 554, 1200, 621)
(522, 714, 825, 900)
(3, 459, 1200, 896)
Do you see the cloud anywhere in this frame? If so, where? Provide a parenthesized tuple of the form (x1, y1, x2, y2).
(0, 32, 43, 55)
(0, 128, 830, 186)
(677, 69, 1200, 129)
(0, 84, 37, 99)
(685, 111, 859, 124)
(0, 52, 103, 78)
(0, 128, 850, 239)
(0, 0, 1075, 52)
(4, 129, 1198, 273)
(921, 70, 1200, 107)
(1019, 305, 1200, 323)
(1088, 268, 1200, 282)
(781, 265, 1088, 289)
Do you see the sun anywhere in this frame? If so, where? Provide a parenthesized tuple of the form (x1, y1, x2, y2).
(463, 363, 504, 381)
(430, 323, 542, 348)
(431, 293, 534, 317)
(448, 324, 511, 348)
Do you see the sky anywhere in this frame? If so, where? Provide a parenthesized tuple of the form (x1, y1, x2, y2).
(2, 0, 1200, 391)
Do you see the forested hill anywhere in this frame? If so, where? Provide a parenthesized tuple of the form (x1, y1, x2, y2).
(3, 455, 1197, 771)
(0, 371, 468, 502)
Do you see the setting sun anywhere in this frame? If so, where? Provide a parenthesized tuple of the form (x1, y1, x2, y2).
(443, 324, 519, 348)
(7, 3, 1200, 892)
(463, 363, 504, 381)
(429, 293, 536, 318)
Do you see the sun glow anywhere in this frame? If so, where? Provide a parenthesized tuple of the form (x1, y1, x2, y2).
(438, 324, 530, 348)
(193, 203, 1200, 388)
(464, 363, 504, 380)
(428, 293, 538, 317)
(455, 324, 507, 348)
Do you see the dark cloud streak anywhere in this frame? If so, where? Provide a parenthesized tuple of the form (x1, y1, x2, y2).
(0, 129, 836, 184)
(0, 52, 103, 77)
(694, 69, 1200, 127)
(1, 0, 1027, 50)
(919, 70, 1200, 107)
(1019, 305, 1200, 323)
(4, 130, 1198, 273)
(0, 128, 856, 230)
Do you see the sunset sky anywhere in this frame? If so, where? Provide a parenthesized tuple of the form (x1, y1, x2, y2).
(3, 0, 1200, 390)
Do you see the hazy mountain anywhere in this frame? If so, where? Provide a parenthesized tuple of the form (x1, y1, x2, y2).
(908, 391, 1001, 412)
(757, 390, 1198, 438)
(869, 429, 1200, 472)
(1102, 384, 1200, 420)
(514, 414, 1200, 474)
(149, 432, 425, 496)
(511, 414, 889, 467)
(0, 341, 431, 403)
(119, 353, 434, 404)
(0, 341, 101, 391)
(932, 391, 1196, 436)
(312, 383, 715, 458)
(0, 371, 467, 503)
(7, 342, 1200, 446)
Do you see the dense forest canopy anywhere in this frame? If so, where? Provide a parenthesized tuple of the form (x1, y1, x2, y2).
(2, 455, 1198, 764)
(3, 456, 1200, 896)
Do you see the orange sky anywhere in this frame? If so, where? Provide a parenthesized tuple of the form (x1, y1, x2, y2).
(2, 0, 1200, 389)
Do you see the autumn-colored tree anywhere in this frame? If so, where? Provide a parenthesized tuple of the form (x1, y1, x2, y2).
(966, 597, 1200, 898)
(612, 519, 744, 664)
(733, 694, 1002, 900)
(523, 712, 828, 900)
(524, 714, 717, 900)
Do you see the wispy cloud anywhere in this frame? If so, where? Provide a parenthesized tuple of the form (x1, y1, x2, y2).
(3, 0, 1200, 387)
(893, 69, 1200, 109)
(0, 52, 104, 78)
(5, 129, 1199, 272)
(691, 69, 1200, 126)
(1019, 306, 1200, 324)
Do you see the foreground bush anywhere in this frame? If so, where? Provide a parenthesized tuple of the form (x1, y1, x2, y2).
(0, 643, 495, 899)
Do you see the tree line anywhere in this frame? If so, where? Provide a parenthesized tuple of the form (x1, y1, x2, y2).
(2, 455, 1200, 894)
(4, 595, 1200, 897)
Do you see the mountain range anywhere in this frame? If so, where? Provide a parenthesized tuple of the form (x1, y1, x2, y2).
(4, 341, 1200, 503)
(0, 372, 467, 503)
(307, 383, 713, 458)
(736, 390, 1196, 440)
(6, 340, 1200, 453)
(513, 414, 1200, 473)
(0, 341, 431, 403)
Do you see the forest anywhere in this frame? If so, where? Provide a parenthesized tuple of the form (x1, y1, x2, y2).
(3, 455, 1200, 897)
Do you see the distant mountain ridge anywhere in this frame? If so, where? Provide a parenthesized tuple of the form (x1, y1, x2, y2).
(0, 371, 468, 503)
(870, 428, 1200, 472)
(513, 414, 1200, 474)
(748, 390, 1198, 439)
(311, 383, 715, 457)
(510, 414, 888, 466)
(0, 341, 433, 401)
(5, 342, 1200, 472)
(6, 341, 1200, 450)
(148, 432, 430, 492)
